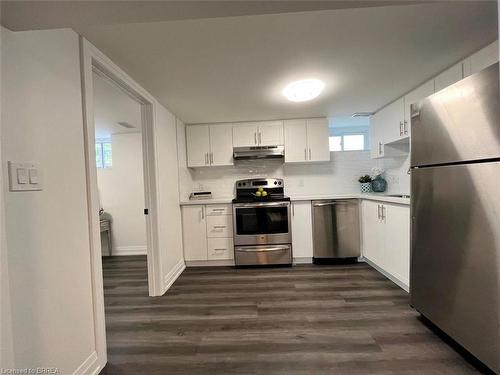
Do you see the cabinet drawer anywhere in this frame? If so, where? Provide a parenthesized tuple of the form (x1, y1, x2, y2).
(208, 238, 234, 260)
(207, 215, 233, 238)
(206, 204, 232, 216)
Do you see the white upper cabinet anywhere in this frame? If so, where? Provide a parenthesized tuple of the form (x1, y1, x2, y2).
(382, 97, 405, 144)
(403, 80, 434, 138)
(232, 121, 284, 147)
(466, 41, 499, 76)
(306, 118, 330, 162)
(186, 124, 233, 167)
(259, 121, 284, 146)
(284, 118, 329, 163)
(284, 119, 308, 162)
(186, 125, 210, 167)
(209, 124, 233, 166)
(434, 62, 463, 93)
(232, 122, 259, 147)
(370, 111, 385, 159)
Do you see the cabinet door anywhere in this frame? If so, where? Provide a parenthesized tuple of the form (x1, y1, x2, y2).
(382, 204, 410, 286)
(209, 124, 233, 166)
(469, 41, 499, 75)
(361, 200, 383, 263)
(232, 123, 258, 147)
(383, 98, 405, 144)
(434, 62, 463, 93)
(370, 112, 384, 159)
(291, 201, 313, 259)
(306, 118, 330, 162)
(284, 119, 308, 163)
(259, 121, 284, 146)
(186, 125, 210, 167)
(403, 80, 434, 138)
(182, 206, 208, 261)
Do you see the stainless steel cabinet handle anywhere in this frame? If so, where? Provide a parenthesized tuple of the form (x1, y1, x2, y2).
(201, 207, 205, 220)
(213, 225, 226, 229)
(210, 152, 214, 164)
(211, 208, 225, 212)
(382, 205, 386, 220)
(213, 248, 227, 251)
(236, 246, 288, 252)
(399, 121, 403, 136)
(254, 132, 257, 145)
(378, 142, 383, 155)
(404, 120, 408, 135)
(309, 148, 312, 160)
(258, 132, 262, 144)
(377, 204, 381, 219)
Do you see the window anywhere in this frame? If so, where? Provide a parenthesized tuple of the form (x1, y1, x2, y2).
(96, 140, 112, 168)
(329, 134, 366, 152)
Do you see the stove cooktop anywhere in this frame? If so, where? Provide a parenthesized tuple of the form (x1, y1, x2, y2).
(233, 178, 289, 204)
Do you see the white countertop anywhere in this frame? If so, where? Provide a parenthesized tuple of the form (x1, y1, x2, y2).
(180, 193, 410, 206)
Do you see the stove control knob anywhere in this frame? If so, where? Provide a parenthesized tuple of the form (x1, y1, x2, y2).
(274, 181, 277, 185)
(278, 181, 282, 185)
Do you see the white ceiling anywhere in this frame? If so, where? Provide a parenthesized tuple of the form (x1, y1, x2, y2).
(93, 72, 142, 139)
(79, 2, 497, 124)
(2, 2, 497, 125)
(0, 1, 426, 31)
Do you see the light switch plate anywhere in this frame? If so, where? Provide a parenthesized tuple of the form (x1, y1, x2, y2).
(8, 161, 43, 191)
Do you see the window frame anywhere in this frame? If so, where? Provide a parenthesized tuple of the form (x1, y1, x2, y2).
(95, 139, 112, 169)
(329, 127, 369, 152)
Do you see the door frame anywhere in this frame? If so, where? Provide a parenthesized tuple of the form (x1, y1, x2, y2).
(80, 37, 163, 368)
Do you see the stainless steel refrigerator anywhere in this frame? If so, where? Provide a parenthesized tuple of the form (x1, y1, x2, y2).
(410, 63, 499, 373)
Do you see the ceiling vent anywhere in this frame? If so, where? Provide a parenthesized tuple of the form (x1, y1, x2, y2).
(351, 112, 374, 118)
(117, 121, 136, 129)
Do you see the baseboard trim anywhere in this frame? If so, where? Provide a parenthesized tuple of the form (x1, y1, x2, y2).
(361, 257, 409, 292)
(185, 259, 235, 267)
(293, 257, 313, 264)
(161, 258, 186, 295)
(111, 246, 147, 256)
(73, 351, 100, 375)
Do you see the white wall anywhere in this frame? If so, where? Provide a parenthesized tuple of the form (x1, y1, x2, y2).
(1, 28, 97, 373)
(154, 105, 185, 292)
(97, 132, 147, 255)
(0, 25, 15, 370)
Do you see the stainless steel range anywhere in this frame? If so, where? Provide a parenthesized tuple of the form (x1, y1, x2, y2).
(232, 178, 292, 266)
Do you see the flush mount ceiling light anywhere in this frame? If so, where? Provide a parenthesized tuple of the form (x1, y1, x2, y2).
(283, 79, 325, 102)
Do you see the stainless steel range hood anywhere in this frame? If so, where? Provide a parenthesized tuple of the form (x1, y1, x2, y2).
(233, 145, 284, 161)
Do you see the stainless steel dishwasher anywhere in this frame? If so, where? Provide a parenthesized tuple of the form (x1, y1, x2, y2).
(311, 199, 360, 263)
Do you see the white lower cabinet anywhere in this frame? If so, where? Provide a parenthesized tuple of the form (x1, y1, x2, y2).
(291, 201, 313, 260)
(181, 205, 208, 261)
(361, 200, 410, 289)
(182, 204, 234, 262)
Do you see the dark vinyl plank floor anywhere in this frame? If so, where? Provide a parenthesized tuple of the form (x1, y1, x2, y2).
(100, 255, 483, 375)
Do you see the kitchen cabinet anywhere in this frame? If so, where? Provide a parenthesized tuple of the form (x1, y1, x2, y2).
(434, 62, 463, 93)
(182, 204, 234, 262)
(232, 121, 284, 147)
(186, 125, 210, 167)
(284, 118, 329, 163)
(186, 123, 233, 167)
(182, 205, 208, 261)
(291, 201, 313, 260)
(361, 200, 410, 289)
(259, 121, 284, 146)
(403, 80, 434, 138)
(465, 41, 499, 76)
(383, 97, 405, 144)
(370, 111, 385, 159)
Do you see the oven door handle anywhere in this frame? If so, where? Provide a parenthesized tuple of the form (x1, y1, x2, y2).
(233, 202, 290, 208)
(235, 246, 290, 252)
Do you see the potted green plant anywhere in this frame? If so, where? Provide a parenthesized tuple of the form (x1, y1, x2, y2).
(358, 175, 373, 193)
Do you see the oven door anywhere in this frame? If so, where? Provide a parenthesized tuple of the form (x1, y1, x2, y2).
(232, 201, 291, 246)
